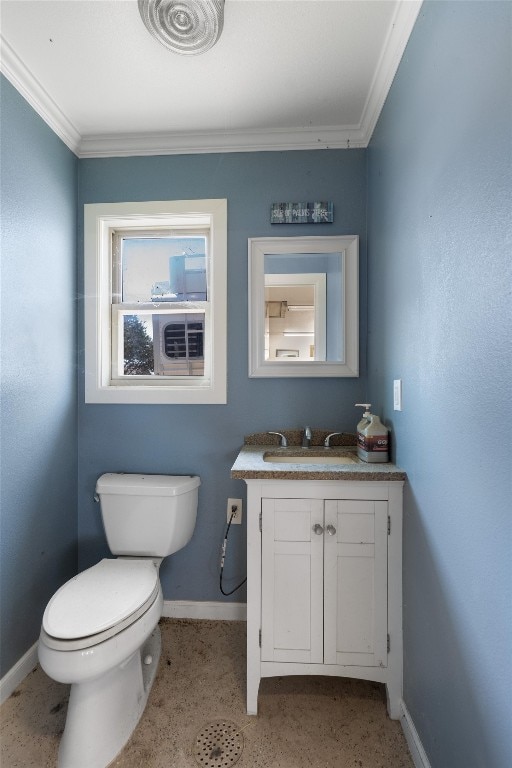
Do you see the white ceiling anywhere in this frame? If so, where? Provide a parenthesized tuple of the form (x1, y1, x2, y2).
(0, 0, 422, 157)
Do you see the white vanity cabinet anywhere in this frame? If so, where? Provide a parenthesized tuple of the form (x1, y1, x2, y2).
(244, 479, 403, 719)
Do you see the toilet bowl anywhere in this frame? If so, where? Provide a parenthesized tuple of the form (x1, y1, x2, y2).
(38, 473, 200, 768)
(38, 563, 163, 768)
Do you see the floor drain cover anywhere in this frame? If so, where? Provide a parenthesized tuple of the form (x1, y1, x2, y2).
(193, 720, 244, 767)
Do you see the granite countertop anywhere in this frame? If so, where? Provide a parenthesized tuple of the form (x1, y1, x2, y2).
(231, 444, 406, 482)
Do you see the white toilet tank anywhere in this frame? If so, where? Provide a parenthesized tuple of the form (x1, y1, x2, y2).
(96, 473, 200, 557)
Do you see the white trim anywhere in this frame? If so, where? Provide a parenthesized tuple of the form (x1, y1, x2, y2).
(84, 199, 227, 405)
(248, 236, 359, 378)
(359, 1, 423, 145)
(161, 600, 247, 622)
(0, 35, 81, 154)
(78, 125, 364, 158)
(1, 3, 421, 158)
(400, 699, 432, 768)
(0, 642, 38, 705)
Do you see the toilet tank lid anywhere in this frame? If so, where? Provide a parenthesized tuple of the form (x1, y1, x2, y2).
(96, 473, 200, 496)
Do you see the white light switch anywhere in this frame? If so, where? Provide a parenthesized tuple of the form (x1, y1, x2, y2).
(393, 379, 402, 411)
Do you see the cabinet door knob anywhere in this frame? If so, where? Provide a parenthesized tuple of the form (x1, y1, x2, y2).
(326, 524, 337, 536)
(312, 523, 324, 535)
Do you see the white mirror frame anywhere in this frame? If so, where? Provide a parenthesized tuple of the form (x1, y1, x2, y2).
(248, 235, 359, 378)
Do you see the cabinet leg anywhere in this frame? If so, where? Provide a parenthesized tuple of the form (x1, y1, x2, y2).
(246, 672, 260, 715)
(385, 680, 402, 720)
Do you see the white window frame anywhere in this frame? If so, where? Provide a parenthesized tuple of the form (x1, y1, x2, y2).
(84, 199, 227, 404)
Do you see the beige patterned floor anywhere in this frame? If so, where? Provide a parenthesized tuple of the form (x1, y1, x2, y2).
(0, 619, 413, 767)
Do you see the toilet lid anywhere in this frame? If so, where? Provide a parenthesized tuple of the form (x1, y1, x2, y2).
(43, 559, 159, 640)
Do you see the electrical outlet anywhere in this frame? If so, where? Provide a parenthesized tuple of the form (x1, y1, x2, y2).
(227, 498, 242, 524)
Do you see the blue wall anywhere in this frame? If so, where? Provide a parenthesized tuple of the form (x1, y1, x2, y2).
(0, 77, 78, 676)
(77, 150, 368, 600)
(367, 2, 512, 766)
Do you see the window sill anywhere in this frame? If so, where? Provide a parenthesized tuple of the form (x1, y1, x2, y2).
(85, 380, 227, 405)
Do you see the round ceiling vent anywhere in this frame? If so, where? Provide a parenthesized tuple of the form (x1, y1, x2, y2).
(138, 0, 225, 56)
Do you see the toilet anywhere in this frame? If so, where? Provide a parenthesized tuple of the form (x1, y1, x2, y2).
(38, 472, 200, 768)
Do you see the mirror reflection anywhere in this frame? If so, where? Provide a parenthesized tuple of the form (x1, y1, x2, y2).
(265, 277, 319, 360)
(264, 252, 345, 362)
(249, 236, 359, 378)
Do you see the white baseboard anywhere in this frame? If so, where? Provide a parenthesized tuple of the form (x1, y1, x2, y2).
(0, 642, 39, 706)
(400, 699, 432, 768)
(162, 600, 247, 622)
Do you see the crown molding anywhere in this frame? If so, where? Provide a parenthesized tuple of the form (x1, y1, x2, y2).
(0, 35, 81, 154)
(78, 125, 366, 158)
(359, 0, 423, 145)
(1, 1, 422, 159)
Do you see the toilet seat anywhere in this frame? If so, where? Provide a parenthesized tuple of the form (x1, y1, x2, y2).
(42, 559, 160, 651)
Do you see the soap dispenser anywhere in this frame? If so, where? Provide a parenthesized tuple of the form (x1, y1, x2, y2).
(355, 404, 389, 463)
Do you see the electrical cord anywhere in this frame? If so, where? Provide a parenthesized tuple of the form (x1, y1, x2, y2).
(219, 508, 247, 596)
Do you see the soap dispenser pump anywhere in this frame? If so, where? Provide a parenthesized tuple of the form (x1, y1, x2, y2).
(355, 403, 372, 434)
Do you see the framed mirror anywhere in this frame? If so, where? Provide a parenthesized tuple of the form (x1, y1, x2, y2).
(248, 236, 358, 377)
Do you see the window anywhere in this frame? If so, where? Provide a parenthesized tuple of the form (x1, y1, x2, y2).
(84, 199, 227, 404)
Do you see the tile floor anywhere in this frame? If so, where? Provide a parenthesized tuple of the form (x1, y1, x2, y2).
(0, 619, 413, 767)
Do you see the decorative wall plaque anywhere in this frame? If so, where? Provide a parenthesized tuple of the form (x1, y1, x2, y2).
(270, 202, 334, 224)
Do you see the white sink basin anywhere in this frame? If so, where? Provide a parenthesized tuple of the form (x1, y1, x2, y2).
(263, 453, 356, 465)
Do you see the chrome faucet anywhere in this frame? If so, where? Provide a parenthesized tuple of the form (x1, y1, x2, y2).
(302, 426, 312, 448)
(324, 432, 345, 448)
(268, 431, 288, 447)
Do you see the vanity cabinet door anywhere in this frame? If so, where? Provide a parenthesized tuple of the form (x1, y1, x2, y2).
(261, 497, 388, 669)
(261, 498, 324, 664)
(323, 500, 388, 667)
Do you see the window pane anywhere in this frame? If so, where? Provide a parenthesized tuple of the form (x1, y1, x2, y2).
(121, 312, 205, 377)
(121, 236, 207, 303)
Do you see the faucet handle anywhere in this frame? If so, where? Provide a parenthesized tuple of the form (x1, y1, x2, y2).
(268, 431, 288, 447)
(324, 432, 344, 447)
